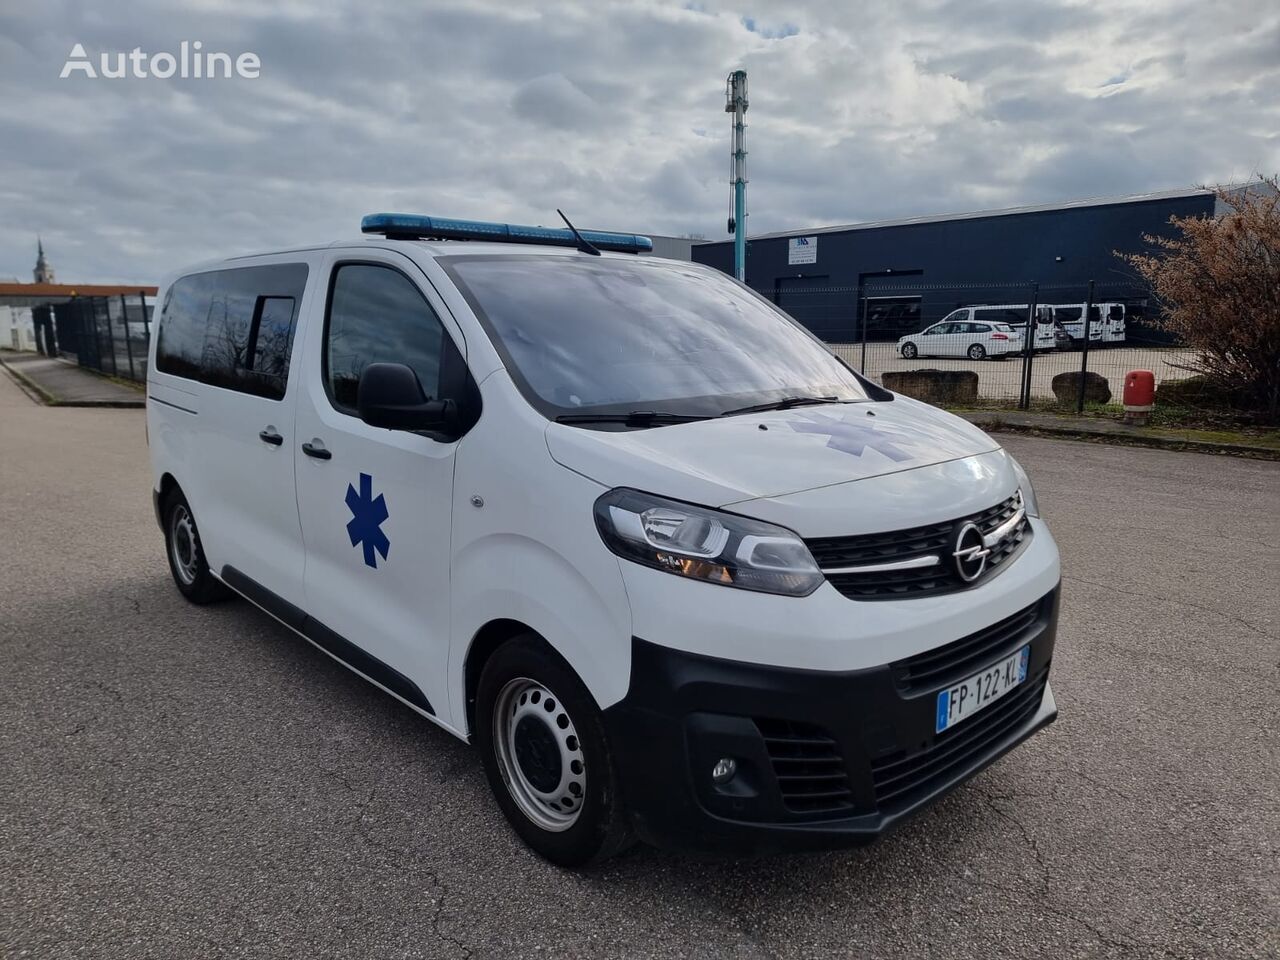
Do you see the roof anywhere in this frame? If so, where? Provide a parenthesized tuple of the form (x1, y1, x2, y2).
(0, 282, 158, 304)
(741, 186, 1223, 243)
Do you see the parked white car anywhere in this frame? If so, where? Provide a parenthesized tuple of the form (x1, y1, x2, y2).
(970, 305, 1057, 352)
(147, 214, 1060, 865)
(897, 312, 1023, 360)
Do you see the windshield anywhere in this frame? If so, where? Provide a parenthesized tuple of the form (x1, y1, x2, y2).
(443, 255, 867, 419)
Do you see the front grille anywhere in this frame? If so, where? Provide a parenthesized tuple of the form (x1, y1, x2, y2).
(808, 494, 1030, 600)
(870, 669, 1049, 811)
(892, 594, 1049, 695)
(754, 718, 854, 816)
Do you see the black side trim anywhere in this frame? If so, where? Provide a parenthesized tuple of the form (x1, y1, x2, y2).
(148, 395, 198, 415)
(221, 565, 434, 715)
(223, 565, 306, 631)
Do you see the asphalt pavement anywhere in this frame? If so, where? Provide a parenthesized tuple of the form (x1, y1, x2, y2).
(1, 368, 1277, 959)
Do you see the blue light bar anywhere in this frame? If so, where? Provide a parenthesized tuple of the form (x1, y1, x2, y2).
(360, 213, 653, 254)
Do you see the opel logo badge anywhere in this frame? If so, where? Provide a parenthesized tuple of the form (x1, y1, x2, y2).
(951, 521, 990, 582)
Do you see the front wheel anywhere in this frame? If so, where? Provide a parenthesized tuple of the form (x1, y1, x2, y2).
(968, 343, 987, 360)
(476, 635, 634, 866)
(900, 342, 918, 359)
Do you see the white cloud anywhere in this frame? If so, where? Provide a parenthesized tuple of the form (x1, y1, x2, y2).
(0, 0, 1275, 283)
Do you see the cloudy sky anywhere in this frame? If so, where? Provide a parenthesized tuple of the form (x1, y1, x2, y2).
(1, 0, 1275, 284)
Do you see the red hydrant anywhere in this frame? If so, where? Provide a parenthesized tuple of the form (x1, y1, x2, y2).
(1123, 370, 1155, 425)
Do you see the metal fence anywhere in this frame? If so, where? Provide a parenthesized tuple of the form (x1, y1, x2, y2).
(759, 278, 1187, 411)
(38, 292, 153, 383)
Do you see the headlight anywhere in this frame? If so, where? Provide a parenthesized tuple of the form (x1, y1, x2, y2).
(1007, 455, 1041, 518)
(594, 488, 823, 597)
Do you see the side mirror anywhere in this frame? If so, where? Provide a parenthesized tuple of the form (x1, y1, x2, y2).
(357, 362, 457, 433)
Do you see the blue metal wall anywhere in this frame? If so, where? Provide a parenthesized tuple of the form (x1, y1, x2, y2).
(692, 193, 1214, 344)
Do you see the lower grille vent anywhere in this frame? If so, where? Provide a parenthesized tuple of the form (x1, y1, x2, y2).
(754, 718, 854, 816)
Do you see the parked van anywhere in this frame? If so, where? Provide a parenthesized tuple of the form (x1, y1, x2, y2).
(1047, 304, 1105, 347)
(147, 215, 1061, 865)
(1098, 302, 1127, 344)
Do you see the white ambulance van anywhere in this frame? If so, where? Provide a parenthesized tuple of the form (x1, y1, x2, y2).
(147, 215, 1061, 866)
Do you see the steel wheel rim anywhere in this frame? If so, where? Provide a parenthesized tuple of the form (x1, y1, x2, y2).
(493, 677, 586, 832)
(170, 505, 198, 586)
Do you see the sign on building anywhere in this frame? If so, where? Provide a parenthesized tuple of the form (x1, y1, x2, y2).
(788, 236, 817, 265)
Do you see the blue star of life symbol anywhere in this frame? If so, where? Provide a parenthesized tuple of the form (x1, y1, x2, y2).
(789, 412, 915, 462)
(345, 472, 390, 569)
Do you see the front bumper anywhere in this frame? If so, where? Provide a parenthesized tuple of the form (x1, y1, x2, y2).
(602, 586, 1059, 855)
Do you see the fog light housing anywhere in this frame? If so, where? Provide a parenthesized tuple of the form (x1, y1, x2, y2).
(711, 757, 737, 784)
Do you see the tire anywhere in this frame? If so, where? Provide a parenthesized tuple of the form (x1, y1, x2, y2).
(476, 635, 634, 867)
(162, 487, 229, 604)
(900, 342, 918, 359)
(968, 343, 987, 360)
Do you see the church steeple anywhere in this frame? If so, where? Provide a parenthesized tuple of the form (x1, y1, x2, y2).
(33, 236, 55, 284)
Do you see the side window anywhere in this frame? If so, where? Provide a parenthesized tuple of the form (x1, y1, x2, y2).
(970, 323, 990, 333)
(156, 272, 214, 380)
(325, 263, 446, 414)
(200, 278, 259, 393)
(155, 263, 307, 400)
(251, 297, 298, 386)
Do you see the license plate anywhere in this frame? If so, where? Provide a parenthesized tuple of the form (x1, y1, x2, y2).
(935, 645, 1030, 733)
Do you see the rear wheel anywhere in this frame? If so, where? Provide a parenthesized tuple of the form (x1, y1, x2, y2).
(163, 488, 228, 604)
(476, 635, 633, 866)
(968, 343, 987, 360)
(900, 342, 918, 359)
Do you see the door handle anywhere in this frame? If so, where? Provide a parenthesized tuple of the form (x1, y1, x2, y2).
(258, 428, 284, 446)
(301, 440, 332, 460)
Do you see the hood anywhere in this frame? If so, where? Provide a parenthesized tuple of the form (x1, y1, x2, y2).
(545, 397, 1001, 506)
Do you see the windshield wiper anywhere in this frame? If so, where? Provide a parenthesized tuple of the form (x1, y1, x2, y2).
(555, 410, 711, 427)
(719, 395, 845, 417)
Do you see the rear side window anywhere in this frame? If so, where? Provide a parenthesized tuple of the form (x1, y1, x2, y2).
(156, 263, 308, 400)
(323, 263, 447, 413)
(970, 323, 991, 333)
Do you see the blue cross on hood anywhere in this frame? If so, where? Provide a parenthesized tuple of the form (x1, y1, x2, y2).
(788, 411, 916, 462)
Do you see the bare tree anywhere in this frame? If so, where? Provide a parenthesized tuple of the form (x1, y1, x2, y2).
(1119, 178, 1280, 420)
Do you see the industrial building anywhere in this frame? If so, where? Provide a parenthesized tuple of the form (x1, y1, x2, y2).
(692, 186, 1260, 345)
